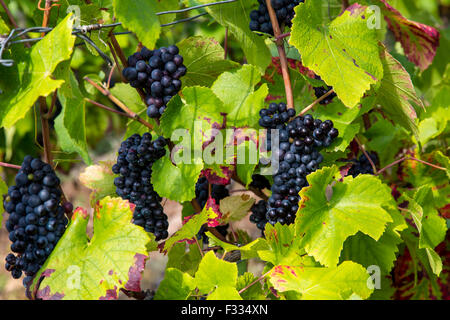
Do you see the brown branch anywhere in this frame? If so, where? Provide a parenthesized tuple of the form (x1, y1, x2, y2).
(191, 198, 203, 213)
(409, 157, 447, 171)
(38, 1, 54, 165)
(109, 33, 128, 67)
(276, 32, 291, 41)
(299, 89, 335, 116)
(0, 162, 21, 170)
(40, 0, 52, 36)
(0, 0, 18, 28)
(108, 35, 147, 102)
(362, 113, 371, 131)
(83, 76, 154, 130)
(190, 197, 231, 244)
(238, 270, 270, 295)
(342, 0, 350, 10)
(354, 136, 377, 174)
(107, 42, 125, 83)
(43, 90, 58, 120)
(39, 97, 53, 165)
(265, 0, 294, 110)
(194, 237, 204, 257)
(85, 98, 133, 119)
(106, 64, 116, 89)
(377, 156, 446, 176)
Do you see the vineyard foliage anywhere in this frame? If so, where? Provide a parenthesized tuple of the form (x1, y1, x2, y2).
(0, 0, 449, 300)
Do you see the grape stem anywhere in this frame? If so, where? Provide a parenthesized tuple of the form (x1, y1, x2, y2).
(194, 237, 204, 257)
(107, 33, 154, 121)
(190, 196, 231, 243)
(276, 32, 290, 41)
(83, 76, 155, 131)
(299, 89, 335, 116)
(107, 41, 125, 82)
(238, 270, 271, 295)
(0, 0, 18, 28)
(0, 161, 21, 170)
(354, 136, 378, 175)
(342, 0, 350, 10)
(85, 98, 135, 119)
(265, 0, 294, 110)
(377, 156, 446, 175)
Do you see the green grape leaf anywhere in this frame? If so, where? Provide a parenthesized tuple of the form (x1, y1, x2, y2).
(375, 49, 423, 139)
(340, 208, 407, 273)
(435, 151, 450, 179)
(163, 205, 218, 253)
(29, 197, 152, 300)
(197, 0, 271, 74)
(54, 64, 92, 165)
(364, 116, 407, 167)
(219, 194, 255, 223)
(211, 65, 269, 128)
(61, 1, 111, 57)
(296, 166, 394, 267)
(166, 243, 202, 276)
(289, 2, 383, 107)
(403, 185, 447, 275)
(269, 261, 373, 300)
(0, 14, 76, 128)
(156, 0, 180, 25)
(113, 0, 160, 49)
(257, 223, 315, 267)
(79, 161, 117, 207)
(151, 153, 203, 203)
(194, 251, 238, 294)
(312, 96, 376, 152)
(109, 83, 160, 137)
(207, 286, 242, 300)
(340, 229, 401, 274)
(0, 14, 9, 33)
(178, 36, 240, 88)
(205, 232, 268, 260)
(236, 272, 265, 300)
(154, 268, 195, 300)
(109, 83, 146, 114)
(160, 86, 225, 146)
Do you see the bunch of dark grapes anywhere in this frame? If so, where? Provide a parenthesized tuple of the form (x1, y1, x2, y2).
(249, 174, 271, 190)
(313, 76, 337, 105)
(195, 177, 230, 243)
(122, 45, 187, 119)
(249, 200, 268, 232)
(259, 103, 339, 227)
(3, 156, 69, 287)
(348, 152, 379, 177)
(112, 133, 169, 241)
(259, 102, 296, 151)
(249, 0, 303, 35)
(195, 177, 230, 208)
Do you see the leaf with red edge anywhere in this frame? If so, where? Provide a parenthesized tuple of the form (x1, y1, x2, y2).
(375, 49, 423, 139)
(376, 0, 440, 70)
(162, 204, 219, 253)
(268, 261, 373, 300)
(28, 197, 152, 300)
(202, 167, 232, 185)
